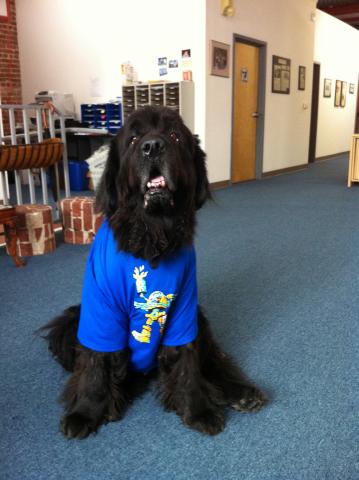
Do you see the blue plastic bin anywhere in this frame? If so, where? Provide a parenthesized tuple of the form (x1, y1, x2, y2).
(68, 160, 89, 191)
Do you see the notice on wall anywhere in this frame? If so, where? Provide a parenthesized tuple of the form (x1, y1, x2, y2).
(272, 55, 291, 94)
(90, 77, 102, 97)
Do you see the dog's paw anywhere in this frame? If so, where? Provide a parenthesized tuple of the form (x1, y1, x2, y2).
(60, 412, 97, 439)
(183, 408, 225, 436)
(231, 386, 266, 413)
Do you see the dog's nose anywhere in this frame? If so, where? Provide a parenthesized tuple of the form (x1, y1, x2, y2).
(141, 138, 165, 157)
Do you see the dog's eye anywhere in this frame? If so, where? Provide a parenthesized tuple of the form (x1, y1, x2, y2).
(170, 132, 179, 142)
(130, 136, 138, 145)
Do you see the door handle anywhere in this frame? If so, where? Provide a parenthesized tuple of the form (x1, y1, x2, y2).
(252, 112, 259, 118)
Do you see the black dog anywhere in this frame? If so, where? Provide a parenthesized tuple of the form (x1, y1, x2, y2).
(40, 106, 265, 439)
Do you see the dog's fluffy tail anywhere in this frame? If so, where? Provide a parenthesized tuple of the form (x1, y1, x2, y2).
(38, 305, 81, 372)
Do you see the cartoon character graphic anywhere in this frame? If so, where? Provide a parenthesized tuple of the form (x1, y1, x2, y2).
(131, 266, 176, 343)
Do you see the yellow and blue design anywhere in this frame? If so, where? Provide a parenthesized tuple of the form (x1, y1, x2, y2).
(131, 266, 176, 343)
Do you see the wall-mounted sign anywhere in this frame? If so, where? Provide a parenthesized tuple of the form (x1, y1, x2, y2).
(241, 68, 248, 83)
(324, 78, 332, 98)
(272, 55, 291, 94)
(298, 66, 306, 91)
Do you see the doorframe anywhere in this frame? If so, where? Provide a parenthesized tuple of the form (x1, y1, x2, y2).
(355, 73, 359, 133)
(231, 34, 267, 182)
(308, 62, 320, 163)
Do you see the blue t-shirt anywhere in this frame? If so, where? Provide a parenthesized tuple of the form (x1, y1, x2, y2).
(77, 220, 198, 373)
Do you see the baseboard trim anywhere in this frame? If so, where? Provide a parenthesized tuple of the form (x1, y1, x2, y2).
(210, 154, 347, 188)
(209, 180, 230, 190)
(262, 163, 308, 178)
(315, 151, 349, 161)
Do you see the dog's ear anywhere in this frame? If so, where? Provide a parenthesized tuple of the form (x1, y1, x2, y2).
(193, 135, 211, 209)
(95, 135, 122, 217)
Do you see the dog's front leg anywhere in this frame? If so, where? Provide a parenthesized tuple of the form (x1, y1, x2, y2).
(158, 343, 225, 435)
(198, 309, 267, 413)
(60, 347, 129, 439)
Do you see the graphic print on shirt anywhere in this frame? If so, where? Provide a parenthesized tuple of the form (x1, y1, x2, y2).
(131, 265, 176, 343)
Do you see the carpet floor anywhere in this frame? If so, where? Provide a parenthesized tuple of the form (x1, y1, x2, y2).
(0, 155, 358, 480)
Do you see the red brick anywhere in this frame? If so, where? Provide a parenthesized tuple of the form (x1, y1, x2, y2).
(75, 230, 85, 244)
(63, 214, 72, 229)
(44, 238, 56, 253)
(64, 229, 75, 244)
(17, 229, 29, 242)
(17, 243, 33, 257)
(94, 216, 104, 232)
(83, 211, 93, 231)
(73, 217, 83, 231)
(0, 1, 22, 108)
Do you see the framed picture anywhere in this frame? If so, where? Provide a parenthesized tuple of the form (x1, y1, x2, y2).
(334, 80, 341, 107)
(349, 83, 355, 94)
(272, 55, 291, 94)
(324, 78, 332, 97)
(210, 40, 230, 78)
(298, 66, 305, 91)
(340, 81, 347, 107)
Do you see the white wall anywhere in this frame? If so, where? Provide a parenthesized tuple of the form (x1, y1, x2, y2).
(314, 10, 359, 158)
(15, 0, 206, 142)
(14, 0, 359, 186)
(206, 0, 316, 182)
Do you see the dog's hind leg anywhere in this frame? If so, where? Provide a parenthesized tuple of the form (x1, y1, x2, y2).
(158, 342, 226, 436)
(197, 308, 266, 413)
(60, 347, 129, 439)
(37, 305, 81, 372)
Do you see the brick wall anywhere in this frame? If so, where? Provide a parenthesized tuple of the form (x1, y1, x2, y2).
(1, 0, 21, 241)
(0, 0, 22, 115)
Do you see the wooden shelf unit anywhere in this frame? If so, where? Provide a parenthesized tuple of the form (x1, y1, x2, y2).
(122, 81, 194, 131)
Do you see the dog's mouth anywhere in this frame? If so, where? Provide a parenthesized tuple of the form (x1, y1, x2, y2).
(144, 175, 174, 210)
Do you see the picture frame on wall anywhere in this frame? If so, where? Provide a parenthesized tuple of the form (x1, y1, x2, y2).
(272, 55, 291, 94)
(340, 81, 347, 107)
(298, 66, 305, 91)
(323, 78, 332, 97)
(334, 80, 341, 107)
(349, 83, 355, 94)
(210, 40, 230, 78)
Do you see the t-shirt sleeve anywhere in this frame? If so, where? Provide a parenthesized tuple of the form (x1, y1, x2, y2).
(161, 248, 198, 346)
(77, 247, 129, 352)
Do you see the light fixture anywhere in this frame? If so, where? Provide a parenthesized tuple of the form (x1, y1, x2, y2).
(221, 0, 235, 17)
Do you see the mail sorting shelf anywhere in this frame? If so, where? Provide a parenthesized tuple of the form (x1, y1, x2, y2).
(121, 81, 194, 132)
(81, 102, 122, 134)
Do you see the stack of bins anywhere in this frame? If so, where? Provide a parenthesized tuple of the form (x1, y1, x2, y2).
(81, 102, 122, 134)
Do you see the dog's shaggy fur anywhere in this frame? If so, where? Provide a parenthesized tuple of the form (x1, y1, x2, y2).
(40, 106, 265, 439)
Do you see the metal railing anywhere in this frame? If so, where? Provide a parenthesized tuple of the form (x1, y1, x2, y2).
(0, 103, 70, 206)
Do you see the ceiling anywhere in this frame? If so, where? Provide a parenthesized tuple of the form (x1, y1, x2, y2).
(317, 0, 359, 29)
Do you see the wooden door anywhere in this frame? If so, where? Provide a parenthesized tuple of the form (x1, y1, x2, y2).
(232, 42, 259, 183)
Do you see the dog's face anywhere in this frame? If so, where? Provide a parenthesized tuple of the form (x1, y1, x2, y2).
(97, 106, 210, 218)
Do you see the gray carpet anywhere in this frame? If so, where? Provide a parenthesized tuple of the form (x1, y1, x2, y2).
(0, 155, 358, 479)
